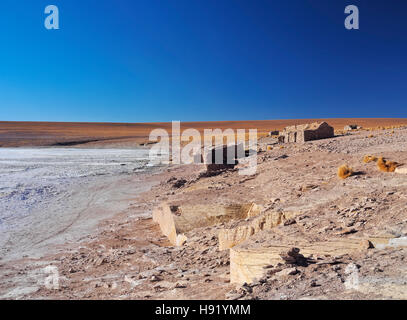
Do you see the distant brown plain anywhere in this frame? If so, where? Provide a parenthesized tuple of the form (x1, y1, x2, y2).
(1, 118, 407, 147)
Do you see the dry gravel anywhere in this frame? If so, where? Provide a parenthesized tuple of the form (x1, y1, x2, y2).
(1, 126, 406, 299)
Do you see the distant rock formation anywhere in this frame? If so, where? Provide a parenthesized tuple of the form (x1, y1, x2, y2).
(268, 130, 279, 136)
(344, 124, 357, 131)
(344, 124, 362, 131)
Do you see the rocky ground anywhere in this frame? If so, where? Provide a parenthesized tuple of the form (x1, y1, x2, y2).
(1, 126, 406, 300)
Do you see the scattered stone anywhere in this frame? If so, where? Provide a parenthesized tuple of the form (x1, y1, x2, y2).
(240, 283, 253, 294)
(284, 219, 296, 226)
(275, 267, 299, 277)
(226, 292, 243, 300)
(279, 248, 308, 266)
(275, 154, 289, 160)
(310, 280, 319, 287)
(173, 179, 187, 188)
(174, 282, 187, 289)
(374, 267, 384, 273)
(336, 227, 358, 235)
(300, 184, 318, 192)
(150, 275, 162, 282)
(359, 239, 374, 250)
(316, 258, 343, 266)
(344, 125, 358, 131)
(153, 285, 165, 292)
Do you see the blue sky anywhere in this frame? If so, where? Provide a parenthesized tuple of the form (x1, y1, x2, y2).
(0, 0, 406, 122)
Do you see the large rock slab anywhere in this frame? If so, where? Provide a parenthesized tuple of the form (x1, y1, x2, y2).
(152, 203, 261, 246)
(230, 236, 405, 284)
(218, 210, 301, 250)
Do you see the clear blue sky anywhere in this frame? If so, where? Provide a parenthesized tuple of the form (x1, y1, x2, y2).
(0, 0, 406, 122)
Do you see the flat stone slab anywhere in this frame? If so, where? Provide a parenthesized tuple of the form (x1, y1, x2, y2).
(218, 210, 301, 250)
(153, 202, 261, 246)
(230, 236, 405, 284)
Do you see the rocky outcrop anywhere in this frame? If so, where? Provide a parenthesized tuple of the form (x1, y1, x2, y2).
(218, 210, 301, 251)
(152, 204, 185, 246)
(230, 236, 407, 284)
(153, 203, 262, 246)
(344, 124, 360, 131)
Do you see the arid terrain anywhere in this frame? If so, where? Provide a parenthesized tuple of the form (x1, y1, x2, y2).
(0, 119, 407, 300)
(2, 118, 407, 147)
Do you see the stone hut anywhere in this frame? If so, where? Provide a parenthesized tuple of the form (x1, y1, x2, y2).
(280, 121, 334, 143)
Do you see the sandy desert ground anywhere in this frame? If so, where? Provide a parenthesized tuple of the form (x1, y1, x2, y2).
(0, 120, 406, 300)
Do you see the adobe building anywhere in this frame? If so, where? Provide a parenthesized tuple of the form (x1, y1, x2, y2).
(280, 121, 334, 143)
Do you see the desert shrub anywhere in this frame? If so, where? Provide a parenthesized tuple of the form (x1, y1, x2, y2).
(363, 155, 378, 163)
(338, 165, 354, 179)
(377, 157, 400, 173)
